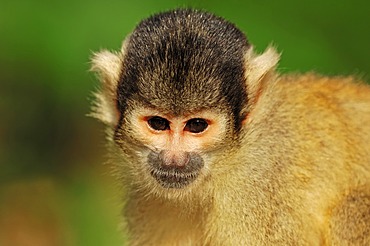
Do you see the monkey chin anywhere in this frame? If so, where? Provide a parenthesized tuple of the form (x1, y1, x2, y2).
(147, 151, 205, 189)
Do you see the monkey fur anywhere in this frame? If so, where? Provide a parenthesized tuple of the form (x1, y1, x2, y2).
(91, 9, 370, 245)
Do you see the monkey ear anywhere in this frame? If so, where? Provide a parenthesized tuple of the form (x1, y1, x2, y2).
(90, 41, 127, 126)
(89, 38, 131, 126)
(90, 50, 122, 126)
(244, 46, 280, 107)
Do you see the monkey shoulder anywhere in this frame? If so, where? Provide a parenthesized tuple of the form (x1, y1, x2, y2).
(266, 73, 370, 121)
(276, 73, 370, 101)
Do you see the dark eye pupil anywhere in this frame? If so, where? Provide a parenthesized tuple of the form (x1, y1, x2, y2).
(147, 116, 170, 131)
(185, 118, 208, 133)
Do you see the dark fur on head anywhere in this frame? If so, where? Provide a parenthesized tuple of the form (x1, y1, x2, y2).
(117, 9, 250, 132)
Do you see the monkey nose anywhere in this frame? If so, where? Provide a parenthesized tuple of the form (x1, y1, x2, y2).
(160, 151, 190, 167)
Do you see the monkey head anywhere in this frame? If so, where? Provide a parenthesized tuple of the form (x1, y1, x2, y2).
(91, 9, 279, 197)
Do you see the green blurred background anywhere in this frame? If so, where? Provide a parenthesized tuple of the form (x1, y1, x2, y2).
(0, 0, 369, 245)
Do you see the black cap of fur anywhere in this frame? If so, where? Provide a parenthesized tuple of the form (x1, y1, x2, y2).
(117, 9, 250, 131)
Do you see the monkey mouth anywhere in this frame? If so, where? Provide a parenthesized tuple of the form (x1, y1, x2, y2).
(150, 167, 200, 189)
(147, 152, 204, 189)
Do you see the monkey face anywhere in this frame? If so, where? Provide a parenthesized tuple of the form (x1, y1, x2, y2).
(107, 9, 252, 193)
(117, 107, 229, 190)
(91, 9, 258, 194)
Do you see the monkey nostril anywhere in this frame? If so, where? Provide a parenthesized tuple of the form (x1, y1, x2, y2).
(174, 153, 190, 167)
(160, 151, 190, 167)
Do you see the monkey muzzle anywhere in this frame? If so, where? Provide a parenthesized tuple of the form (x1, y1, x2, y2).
(147, 150, 204, 189)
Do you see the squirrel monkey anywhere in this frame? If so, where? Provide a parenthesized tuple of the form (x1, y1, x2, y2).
(91, 9, 370, 245)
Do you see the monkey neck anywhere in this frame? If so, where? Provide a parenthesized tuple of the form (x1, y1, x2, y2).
(124, 187, 211, 242)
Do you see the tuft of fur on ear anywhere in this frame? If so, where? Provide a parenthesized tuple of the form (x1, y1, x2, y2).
(90, 50, 122, 126)
(90, 39, 128, 126)
(244, 46, 280, 107)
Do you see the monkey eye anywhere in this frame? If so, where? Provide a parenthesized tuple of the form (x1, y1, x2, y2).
(147, 116, 170, 131)
(184, 118, 208, 133)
